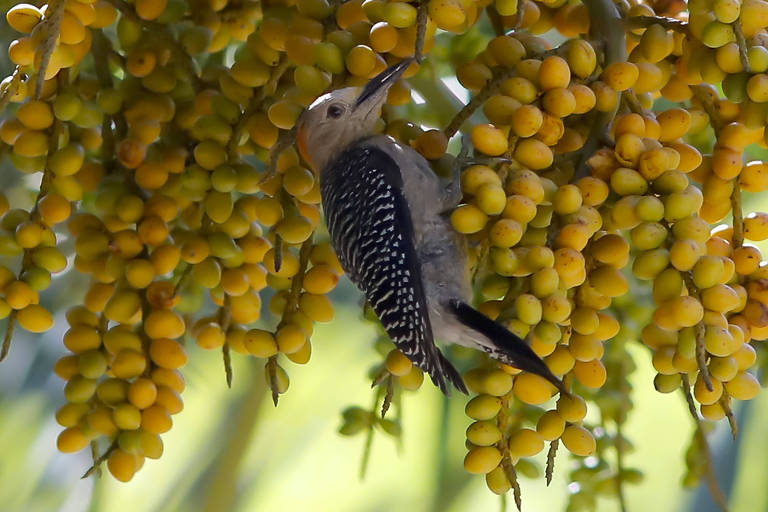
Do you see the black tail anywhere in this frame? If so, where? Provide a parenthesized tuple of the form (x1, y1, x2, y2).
(435, 350, 468, 395)
(449, 300, 567, 395)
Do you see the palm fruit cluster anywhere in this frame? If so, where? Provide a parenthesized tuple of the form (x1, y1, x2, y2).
(0, 0, 767, 506)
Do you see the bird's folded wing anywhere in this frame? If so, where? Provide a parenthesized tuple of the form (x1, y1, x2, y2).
(320, 144, 453, 392)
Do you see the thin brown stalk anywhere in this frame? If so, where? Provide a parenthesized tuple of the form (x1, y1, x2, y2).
(32, 0, 67, 98)
(381, 375, 394, 417)
(218, 298, 233, 387)
(444, 68, 516, 138)
(172, 264, 193, 297)
(266, 356, 280, 406)
(545, 439, 559, 486)
(680, 375, 730, 512)
(733, 22, 750, 73)
(0, 311, 17, 362)
(574, 0, 627, 178)
(0, 66, 23, 116)
(682, 272, 714, 392)
(415, 0, 429, 63)
(625, 15, 690, 34)
(731, 185, 744, 249)
(81, 440, 118, 479)
(719, 391, 738, 439)
(500, 456, 522, 511)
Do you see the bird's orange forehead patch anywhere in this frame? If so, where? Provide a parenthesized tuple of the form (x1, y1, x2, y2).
(296, 125, 316, 173)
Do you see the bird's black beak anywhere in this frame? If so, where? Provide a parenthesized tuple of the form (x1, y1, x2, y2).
(354, 58, 413, 111)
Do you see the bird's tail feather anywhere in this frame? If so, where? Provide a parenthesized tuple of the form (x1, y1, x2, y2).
(448, 299, 567, 395)
(436, 351, 468, 395)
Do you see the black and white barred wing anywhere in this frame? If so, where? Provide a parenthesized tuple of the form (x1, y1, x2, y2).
(320, 144, 464, 394)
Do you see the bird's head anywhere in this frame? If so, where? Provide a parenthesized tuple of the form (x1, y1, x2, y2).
(296, 58, 412, 174)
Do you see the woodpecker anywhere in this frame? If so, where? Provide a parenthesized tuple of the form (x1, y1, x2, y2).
(296, 59, 566, 395)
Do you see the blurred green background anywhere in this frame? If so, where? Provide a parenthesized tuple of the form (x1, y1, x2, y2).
(2, 9, 768, 512)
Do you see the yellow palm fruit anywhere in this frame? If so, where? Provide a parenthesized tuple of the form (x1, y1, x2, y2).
(514, 138, 553, 170)
(465, 394, 502, 420)
(508, 428, 544, 458)
(569, 84, 596, 114)
(17, 304, 54, 333)
(17, 100, 54, 130)
(538, 56, 570, 90)
(601, 62, 639, 91)
(740, 161, 768, 192)
(368, 21, 398, 53)
(510, 105, 543, 137)
(451, 204, 488, 234)
(13, 130, 50, 158)
(384, 2, 417, 27)
(466, 420, 502, 446)
(385, 349, 412, 376)
(128, 378, 158, 410)
(724, 370, 760, 400)
(8, 37, 36, 66)
(462, 165, 501, 194)
(196, 322, 226, 350)
(149, 338, 187, 370)
(145, 309, 185, 339)
(57, 427, 90, 454)
(744, 212, 768, 241)
(561, 425, 596, 456)
(512, 373, 555, 405)
(244, 329, 278, 358)
(471, 124, 508, 156)
(574, 359, 608, 388)
(733, 246, 761, 275)
(704, 324, 741, 356)
(303, 264, 340, 294)
(412, 130, 448, 160)
(589, 265, 629, 297)
(566, 39, 596, 78)
(276, 324, 307, 354)
(542, 87, 576, 117)
(464, 446, 502, 474)
(501, 77, 537, 104)
(6, 4, 44, 33)
(346, 45, 377, 77)
(488, 219, 523, 248)
(569, 333, 603, 362)
(5, 280, 37, 310)
(141, 404, 172, 434)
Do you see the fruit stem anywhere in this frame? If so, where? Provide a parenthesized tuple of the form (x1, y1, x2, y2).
(682, 271, 714, 392)
(266, 355, 280, 405)
(719, 390, 738, 439)
(733, 21, 751, 73)
(0, 311, 17, 362)
(545, 439, 559, 486)
(625, 15, 690, 34)
(0, 66, 23, 116)
(219, 298, 234, 388)
(574, 0, 627, 178)
(731, 185, 744, 249)
(415, 0, 429, 63)
(81, 439, 118, 479)
(680, 374, 730, 512)
(32, 0, 67, 99)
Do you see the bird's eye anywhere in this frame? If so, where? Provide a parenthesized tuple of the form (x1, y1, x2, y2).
(327, 104, 345, 119)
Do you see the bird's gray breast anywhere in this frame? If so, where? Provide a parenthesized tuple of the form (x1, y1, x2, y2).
(361, 137, 474, 309)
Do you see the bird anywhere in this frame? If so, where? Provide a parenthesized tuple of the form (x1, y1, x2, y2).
(295, 58, 566, 396)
